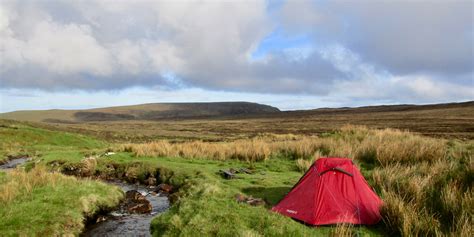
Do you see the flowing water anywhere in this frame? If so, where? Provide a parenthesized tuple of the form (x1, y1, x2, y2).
(0, 158, 170, 237)
(81, 181, 170, 237)
(0, 157, 30, 170)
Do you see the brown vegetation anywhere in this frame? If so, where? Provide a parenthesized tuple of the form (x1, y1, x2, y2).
(118, 125, 447, 166)
(118, 125, 472, 236)
(374, 146, 473, 236)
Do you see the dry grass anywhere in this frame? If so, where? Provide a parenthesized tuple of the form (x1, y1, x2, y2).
(0, 166, 123, 235)
(23, 101, 474, 142)
(120, 139, 273, 162)
(295, 151, 321, 173)
(330, 223, 354, 237)
(374, 144, 473, 236)
(119, 125, 472, 235)
(0, 166, 63, 204)
(118, 125, 446, 166)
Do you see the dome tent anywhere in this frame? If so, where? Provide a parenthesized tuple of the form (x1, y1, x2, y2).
(272, 158, 382, 225)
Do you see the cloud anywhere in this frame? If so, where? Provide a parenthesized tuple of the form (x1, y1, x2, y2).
(0, 0, 472, 106)
(279, 0, 473, 77)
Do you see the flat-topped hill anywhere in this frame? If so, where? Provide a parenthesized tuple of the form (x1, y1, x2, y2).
(0, 102, 280, 122)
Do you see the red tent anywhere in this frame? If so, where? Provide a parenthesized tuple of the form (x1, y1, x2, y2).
(272, 158, 382, 225)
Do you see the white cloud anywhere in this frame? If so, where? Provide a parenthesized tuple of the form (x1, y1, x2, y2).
(1, 5, 112, 75)
(25, 21, 112, 75)
(0, 0, 472, 108)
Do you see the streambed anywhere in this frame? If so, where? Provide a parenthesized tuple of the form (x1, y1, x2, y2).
(82, 181, 170, 237)
(0, 157, 30, 170)
(0, 158, 170, 237)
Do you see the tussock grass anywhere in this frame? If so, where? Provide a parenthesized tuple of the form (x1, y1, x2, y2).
(330, 223, 354, 237)
(120, 125, 446, 166)
(374, 143, 473, 236)
(295, 151, 321, 173)
(0, 166, 123, 236)
(120, 139, 272, 162)
(121, 125, 471, 235)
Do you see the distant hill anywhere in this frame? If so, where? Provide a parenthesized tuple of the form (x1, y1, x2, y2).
(280, 101, 474, 116)
(1, 101, 473, 125)
(0, 102, 280, 122)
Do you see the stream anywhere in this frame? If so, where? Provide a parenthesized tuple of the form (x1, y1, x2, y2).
(0, 157, 30, 170)
(82, 181, 170, 237)
(0, 158, 170, 237)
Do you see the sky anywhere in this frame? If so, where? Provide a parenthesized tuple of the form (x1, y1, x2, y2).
(0, 0, 473, 112)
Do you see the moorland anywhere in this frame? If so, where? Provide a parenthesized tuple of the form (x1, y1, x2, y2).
(0, 101, 472, 236)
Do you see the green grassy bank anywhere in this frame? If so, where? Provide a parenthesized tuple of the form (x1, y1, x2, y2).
(0, 167, 122, 236)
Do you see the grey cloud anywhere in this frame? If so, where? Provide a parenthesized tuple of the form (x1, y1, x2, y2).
(0, 0, 472, 103)
(280, 0, 473, 77)
(0, 63, 169, 91)
(180, 50, 345, 94)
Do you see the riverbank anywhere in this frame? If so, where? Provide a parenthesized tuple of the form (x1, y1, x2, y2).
(0, 165, 123, 236)
(82, 181, 169, 237)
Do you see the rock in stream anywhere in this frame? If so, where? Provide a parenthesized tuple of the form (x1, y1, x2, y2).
(81, 181, 170, 237)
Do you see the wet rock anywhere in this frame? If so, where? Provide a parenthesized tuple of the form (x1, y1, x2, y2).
(146, 176, 157, 186)
(96, 216, 107, 223)
(125, 190, 152, 214)
(127, 201, 152, 214)
(125, 190, 146, 201)
(157, 184, 173, 193)
(110, 211, 126, 217)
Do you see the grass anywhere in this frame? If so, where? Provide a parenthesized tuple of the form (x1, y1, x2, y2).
(0, 119, 105, 163)
(0, 119, 472, 236)
(0, 166, 123, 236)
(373, 142, 473, 236)
(13, 101, 473, 142)
(63, 154, 383, 236)
(117, 125, 446, 166)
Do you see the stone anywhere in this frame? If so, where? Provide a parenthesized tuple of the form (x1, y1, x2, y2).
(247, 198, 266, 206)
(157, 183, 173, 193)
(127, 201, 152, 214)
(239, 168, 253, 174)
(146, 176, 157, 186)
(125, 190, 145, 201)
(124, 190, 152, 214)
(96, 216, 107, 223)
(220, 170, 236, 179)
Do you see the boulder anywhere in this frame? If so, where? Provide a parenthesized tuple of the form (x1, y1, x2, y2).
(157, 183, 173, 193)
(127, 201, 152, 214)
(124, 190, 152, 214)
(125, 190, 145, 201)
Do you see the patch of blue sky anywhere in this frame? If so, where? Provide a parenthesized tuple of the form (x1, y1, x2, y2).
(161, 71, 186, 89)
(266, 0, 286, 12)
(250, 28, 314, 61)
